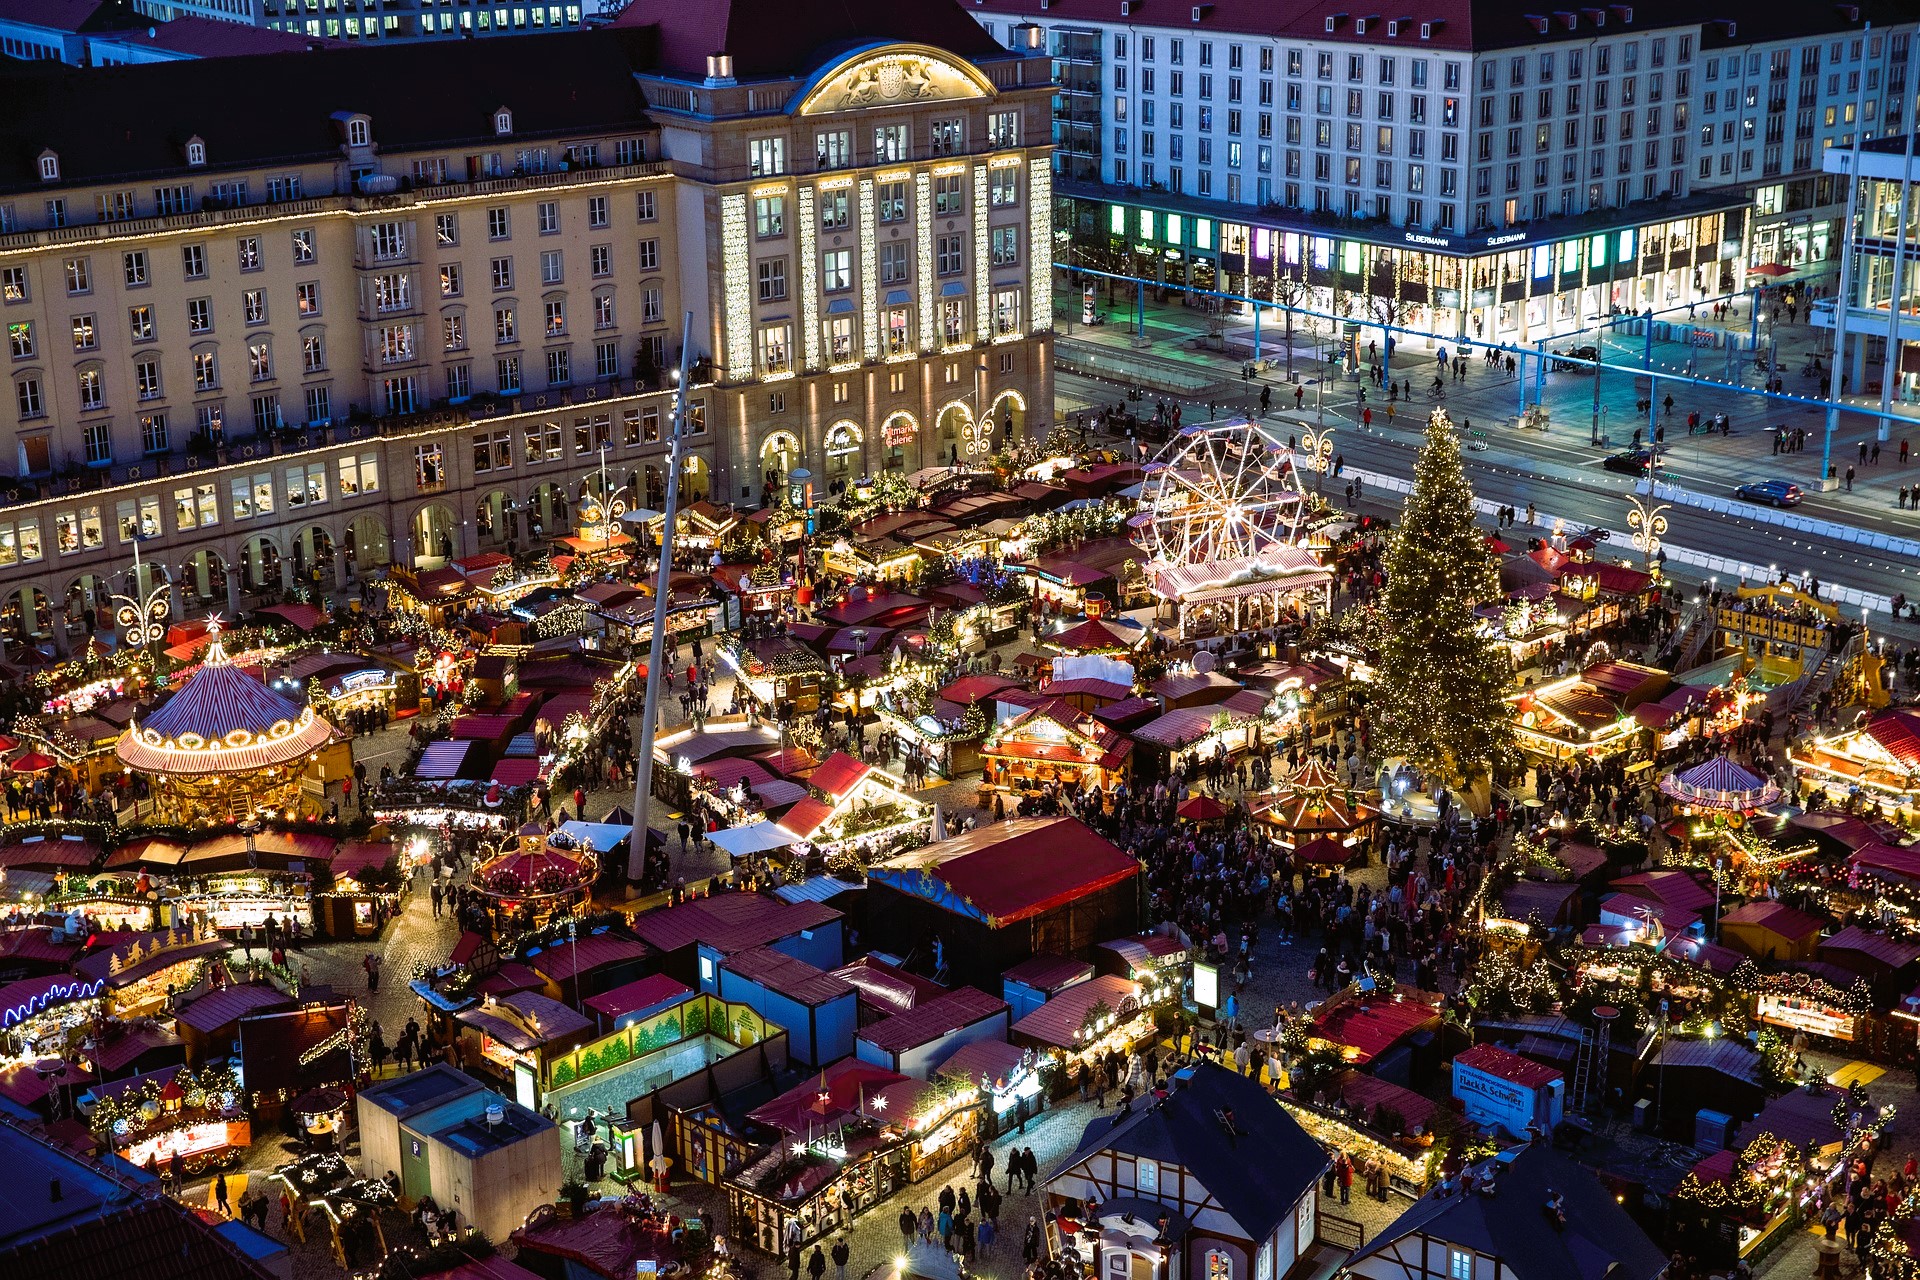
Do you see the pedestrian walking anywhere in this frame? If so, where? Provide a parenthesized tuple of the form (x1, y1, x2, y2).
(215, 1172, 231, 1216)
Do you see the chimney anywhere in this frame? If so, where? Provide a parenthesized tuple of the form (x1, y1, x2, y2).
(704, 53, 735, 85)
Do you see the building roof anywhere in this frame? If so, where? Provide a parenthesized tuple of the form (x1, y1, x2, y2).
(356, 1063, 487, 1119)
(1349, 1143, 1668, 1280)
(0, 28, 656, 193)
(1453, 1042, 1564, 1090)
(829, 956, 945, 1016)
(1608, 869, 1716, 913)
(1650, 1036, 1765, 1087)
(1011, 974, 1140, 1051)
(1050, 1062, 1327, 1242)
(721, 946, 856, 1007)
(454, 991, 592, 1052)
(1310, 994, 1442, 1065)
(1719, 900, 1825, 942)
(627, 892, 841, 955)
(1744, 1085, 1874, 1152)
(858, 986, 1008, 1055)
(525, 933, 654, 983)
(1000, 953, 1095, 993)
(172, 983, 294, 1034)
(806, 751, 872, 800)
(935, 1037, 1030, 1092)
(870, 817, 1139, 928)
(582, 974, 694, 1023)
(0, 1116, 274, 1279)
(1819, 925, 1920, 971)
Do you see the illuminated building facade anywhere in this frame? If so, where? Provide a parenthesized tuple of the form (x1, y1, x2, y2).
(0, 2, 1051, 651)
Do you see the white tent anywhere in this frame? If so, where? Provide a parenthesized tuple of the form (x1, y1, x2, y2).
(705, 821, 798, 858)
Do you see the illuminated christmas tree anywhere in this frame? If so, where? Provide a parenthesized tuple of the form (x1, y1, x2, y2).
(1374, 408, 1516, 785)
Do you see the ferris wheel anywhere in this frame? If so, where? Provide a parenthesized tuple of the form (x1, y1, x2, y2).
(1128, 420, 1308, 567)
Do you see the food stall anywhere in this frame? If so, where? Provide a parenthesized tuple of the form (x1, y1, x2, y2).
(170, 870, 314, 934)
(75, 919, 230, 1018)
(1748, 971, 1869, 1043)
(1009, 974, 1159, 1097)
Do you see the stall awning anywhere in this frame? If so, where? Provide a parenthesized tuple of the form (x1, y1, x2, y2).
(415, 740, 474, 779)
(491, 758, 542, 786)
(707, 822, 799, 858)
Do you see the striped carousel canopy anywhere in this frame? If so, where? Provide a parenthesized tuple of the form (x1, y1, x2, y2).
(1657, 755, 1782, 813)
(116, 618, 337, 776)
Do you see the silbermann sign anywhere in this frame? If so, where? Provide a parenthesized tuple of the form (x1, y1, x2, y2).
(1398, 228, 1532, 252)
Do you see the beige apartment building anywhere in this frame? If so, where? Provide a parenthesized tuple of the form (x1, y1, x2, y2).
(0, 1, 1054, 651)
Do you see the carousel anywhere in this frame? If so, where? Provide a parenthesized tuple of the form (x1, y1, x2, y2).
(114, 619, 342, 824)
(1252, 758, 1381, 862)
(1658, 757, 1783, 818)
(472, 822, 598, 932)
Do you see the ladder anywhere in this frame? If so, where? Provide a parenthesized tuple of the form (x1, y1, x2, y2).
(1570, 1025, 1597, 1113)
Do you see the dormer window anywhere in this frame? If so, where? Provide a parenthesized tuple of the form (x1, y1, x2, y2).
(185, 138, 207, 167)
(494, 108, 513, 137)
(347, 118, 371, 147)
(38, 151, 59, 182)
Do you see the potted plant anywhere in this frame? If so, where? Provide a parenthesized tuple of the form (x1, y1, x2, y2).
(560, 1179, 589, 1218)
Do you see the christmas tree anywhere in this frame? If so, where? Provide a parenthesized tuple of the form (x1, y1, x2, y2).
(1374, 408, 1516, 785)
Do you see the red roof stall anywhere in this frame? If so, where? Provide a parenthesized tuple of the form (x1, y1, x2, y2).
(1450, 1043, 1566, 1139)
(864, 817, 1142, 987)
(855, 986, 1011, 1079)
(628, 892, 845, 991)
(582, 974, 696, 1033)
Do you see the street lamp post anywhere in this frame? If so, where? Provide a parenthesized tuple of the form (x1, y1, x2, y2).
(1625, 494, 1672, 577)
(1301, 426, 1334, 494)
(583, 442, 633, 557)
(110, 536, 171, 669)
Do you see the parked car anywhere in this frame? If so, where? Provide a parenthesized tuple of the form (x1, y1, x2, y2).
(1603, 449, 1662, 475)
(1554, 344, 1602, 372)
(1734, 479, 1804, 507)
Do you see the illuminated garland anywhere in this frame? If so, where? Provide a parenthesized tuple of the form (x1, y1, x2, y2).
(1673, 1130, 1803, 1212)
(87, 1062, 239, 1138)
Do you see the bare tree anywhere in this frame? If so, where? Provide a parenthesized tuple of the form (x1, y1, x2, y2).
(1270, 271, 1309, 379)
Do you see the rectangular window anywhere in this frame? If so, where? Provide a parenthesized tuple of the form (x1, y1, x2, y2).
(990, 168, 1019, 206)
(757, 258, 788, 301)
(193, 350, 218, 390)
(936, 235, 963, 275)
(488, 207, 510, 240)
(877, 182, 907, 223)
(934, 175, 965, 215)
(749, 137, 787, 177)
(821, 249, 852, 292)
(545, 348, 570, 386)
(338, 452, 379, 497)
(55, 506, 104, 554)
(992, 286, 1021, 336)
(754, 195, 787, 237)
(875, 125, 908, 163)
(537, 201, 559, 234)
(497, 356, 521, 393)
(134, 358, 162, 402)
(0, 517, 43, 564)
(990, 226, 1019, 267)
(815, 130, 852, 169)
(635, 190, 657, 221)
(124, 251, 149, 287)
(140, 411, 169, 452)
(118, 495, 159, 542)
(248, 340, 272, 382)
(436, 213, 459, 246)
(638, 240, 659, 271)
(71, 315, 96, 350)
(491, 257, 514, 290)
(821, 189, 850, 230)
(880, 242, 909, 284)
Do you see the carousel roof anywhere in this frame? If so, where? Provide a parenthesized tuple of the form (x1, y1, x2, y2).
(115, 620, 336, 777)
(475, 844, 592, 896)
(1657, 755, 1781, 812)
(1255, 759, 1380, 836)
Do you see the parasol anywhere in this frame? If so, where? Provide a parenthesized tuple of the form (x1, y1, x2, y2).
(1656, 755, 1781, 813)
(1177, 794, 1230, 822)
(1292, 836, 1353, 865)
(8, 751, 56, 774)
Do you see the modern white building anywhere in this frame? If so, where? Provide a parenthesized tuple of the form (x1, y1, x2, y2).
(967, 1, 1913, 347)
(1695, 16, 1914, 280)
(1816, 134, 1920, 409)
(130, 0, 586, 42)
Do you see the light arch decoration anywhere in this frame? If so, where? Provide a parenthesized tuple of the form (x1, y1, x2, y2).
(793, 44, 996, 116)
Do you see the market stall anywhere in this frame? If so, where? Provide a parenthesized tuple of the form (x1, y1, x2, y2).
(86, 1062, 248, 1176)
(169, 870, 313, 934)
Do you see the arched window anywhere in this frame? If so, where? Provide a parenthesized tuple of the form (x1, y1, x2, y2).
(825, 421, 862, 476)
(1205, 1249, 1233, 1280)
(494, 109, 513, 137)
(38, 151, 59, 181)
(185, 140, 206, 167)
